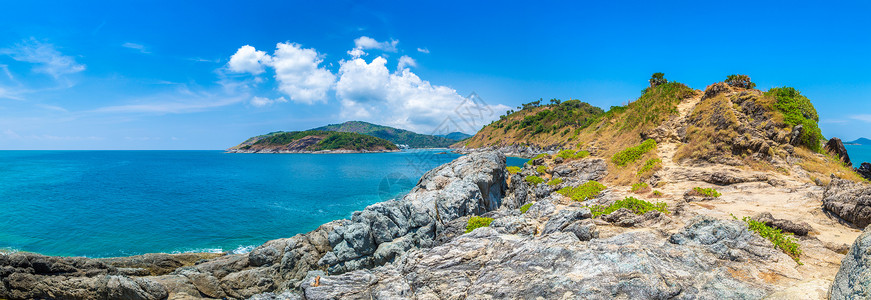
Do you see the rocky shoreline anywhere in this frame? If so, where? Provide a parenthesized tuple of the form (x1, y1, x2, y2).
(4, 149, 871, 299)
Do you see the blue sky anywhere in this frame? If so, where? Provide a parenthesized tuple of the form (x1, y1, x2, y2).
(0, 1, 869, 150)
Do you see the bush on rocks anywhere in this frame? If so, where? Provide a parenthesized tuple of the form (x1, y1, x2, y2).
(591, 197, 669, 218)
(465, 216, 494, 233)
(612, 139, 656, 167)
(557, 181, 607, 201)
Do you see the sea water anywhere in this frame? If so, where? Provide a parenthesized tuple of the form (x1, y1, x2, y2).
(846, 145, 871, 166)
(0, 150, 527, 257)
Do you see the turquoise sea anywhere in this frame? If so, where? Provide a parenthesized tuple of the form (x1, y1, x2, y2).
(846, 145, 871, 166)
(0, 150, 527, 257)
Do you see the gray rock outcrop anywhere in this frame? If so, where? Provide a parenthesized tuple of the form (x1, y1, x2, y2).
(823, 177, 871, 228)
(830, 226, 871, 299)
(302, 216, 790, 299)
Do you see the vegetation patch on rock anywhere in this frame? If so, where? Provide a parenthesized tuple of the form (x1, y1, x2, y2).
(536, 165, 548, 174)
(519, 203, 533, 214)
(465, 216, 494, 233)
(690, 187, 721, 198)
(556, 149, 589, 160)
(613, 139, 657, 167)
(637, 158, 662, 177)
(765, 87, 822, 152)
(547, 178, 563, 186)
(591, 197, 669, 218)
(507, 166, 521, 174)
(737, 215, 802, 264)
(557, 181, 607, 201)
(525, 175, 545, 185)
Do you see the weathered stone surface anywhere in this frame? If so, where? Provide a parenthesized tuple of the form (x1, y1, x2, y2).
(305, 216, 794, 299)
(317, 151, 507, 274)
(823, 177, 871, 228)
(826, 137, 852, 167)
(830, 226, 871, 299)
(552, 158, 607, 182)
(752, 212, 813, 236)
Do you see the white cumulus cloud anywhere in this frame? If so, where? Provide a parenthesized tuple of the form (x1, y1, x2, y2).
(417, 48, 430, 54)
(1, 39, 85, 78)
(228, 45, 269, 75)
(227, 43, 336, 104)
(336, 56, 508, 133)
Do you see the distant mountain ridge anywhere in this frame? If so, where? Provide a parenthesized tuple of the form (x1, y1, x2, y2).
(846, 138, 871, 145)
(438, 132, 473, 141)
(227, 130, 398, 153)
(312, 121, 460, 148)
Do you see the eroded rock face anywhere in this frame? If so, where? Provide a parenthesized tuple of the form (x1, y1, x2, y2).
(823, 178, 871, 228)
(316, 151, 507, 274)
(752, 212, 813, 236)
(830, 226, 871, 299)
(302, 216, 790, 299)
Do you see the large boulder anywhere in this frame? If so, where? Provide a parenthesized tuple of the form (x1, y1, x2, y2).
(823, 178, 871, 228)
(826, 137, 852, 167)
(830, 226, 871, 299)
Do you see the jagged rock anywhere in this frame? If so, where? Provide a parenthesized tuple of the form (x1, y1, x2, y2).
(490, 215, 538, 236)
(752, 212, 812, 236)
(830, 226, 871, 299)
(601, 209, 668, 227)
(673, 168, 768, 185)
(822, 177, 871, 228)
(248, 291, 304, 300)
(317, 151, 507, 274)
(552, 158, 607, 181)
(541, 208, 592, 234)
(703, 82, 732, 100)
(856, 162, 871, 181)
(826, 137, 852, 167)
(524, 200, 556, 219)
(304, 217, 795, 299)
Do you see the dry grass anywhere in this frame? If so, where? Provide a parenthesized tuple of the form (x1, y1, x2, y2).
(795, 147, 865, 184)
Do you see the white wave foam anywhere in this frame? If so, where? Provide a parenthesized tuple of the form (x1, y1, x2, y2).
(229, 245, 256, 254)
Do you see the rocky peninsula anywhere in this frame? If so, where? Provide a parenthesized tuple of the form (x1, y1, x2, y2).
(226, 130, 399, 154)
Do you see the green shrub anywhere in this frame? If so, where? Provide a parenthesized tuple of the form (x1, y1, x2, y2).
(631, 182, 650, 193)
(557, 181, 606, 201)
(547, 178, 564, 186)
(652, 190, 663, 197)
(765, 87, 822, 152)
(532, 153, 550, 160)
(556, 149, 589, 160)
(737, 215, 802, 264)
(536, 165, 548, 174)
(525, 175, 545, 185)
(649, 72, 667, 87)
(590, 197, 669, 218)
(637, 158, 662, 176)
(725, 74, 756, 89)
(612, 139, 657, 166)
(465, 216, 494, 233)
(507, 166, 521, 174)
(691, 187, 721, 198)
(519, 203, 534, 214)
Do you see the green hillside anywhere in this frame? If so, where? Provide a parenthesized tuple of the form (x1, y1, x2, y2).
(312, 121, 458, 148)
(229, 130, 398, 152)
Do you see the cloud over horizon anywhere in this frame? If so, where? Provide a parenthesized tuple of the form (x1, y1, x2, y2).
(1, 38, 85, 78)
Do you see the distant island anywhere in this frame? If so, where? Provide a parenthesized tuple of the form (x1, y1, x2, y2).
(846, 138, 871, 145)
(227, 130, 398, 153)
(313, 121, 467, 148)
